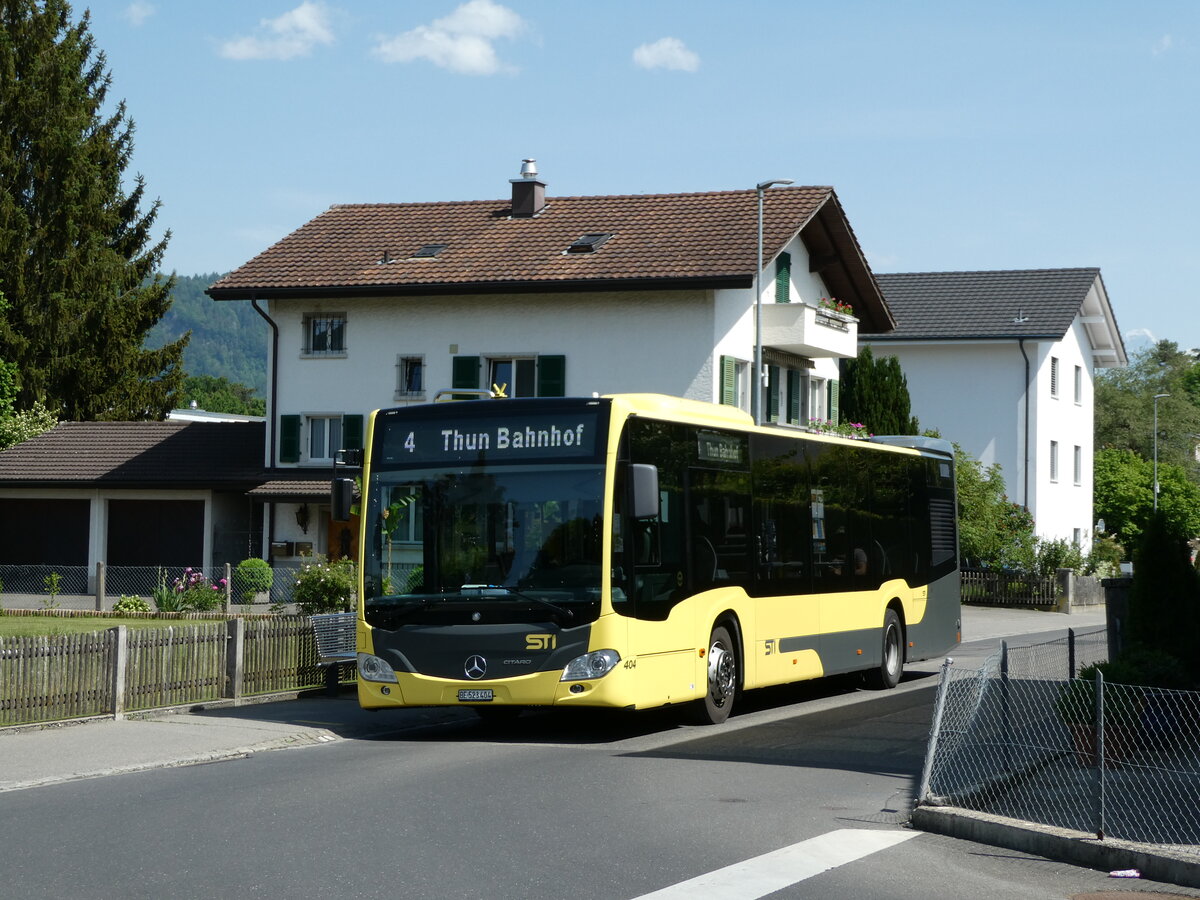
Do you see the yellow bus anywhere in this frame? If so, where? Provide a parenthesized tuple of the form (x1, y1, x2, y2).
(336, 393, 960, 725)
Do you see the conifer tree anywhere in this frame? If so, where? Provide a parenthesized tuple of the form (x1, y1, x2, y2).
(839, 346, 919, 435)
(0, 0, 186, 420)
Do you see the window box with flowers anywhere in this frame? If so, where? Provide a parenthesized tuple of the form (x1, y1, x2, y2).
(815, 297, 858, 332)
(806, 419, 872, 440)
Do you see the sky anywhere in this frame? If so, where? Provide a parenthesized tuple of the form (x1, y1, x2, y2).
(80, 0, 1200, 357)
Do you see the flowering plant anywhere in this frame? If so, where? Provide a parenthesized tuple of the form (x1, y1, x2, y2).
(166, 567, 226, 612)
(807, 419, 872, 440)
(818, 297, 856, 317)
(293, 556, 356, 615)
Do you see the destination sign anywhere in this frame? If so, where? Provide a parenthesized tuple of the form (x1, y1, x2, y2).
(696, 429, 746, 465)
(378, 409, 605, 465)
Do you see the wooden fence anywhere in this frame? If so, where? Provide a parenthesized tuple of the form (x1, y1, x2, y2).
(0, 617, 347, 727)
(960, 567, 1059, 608)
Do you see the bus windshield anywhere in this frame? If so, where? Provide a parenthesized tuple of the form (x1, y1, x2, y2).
(363, 463, 606, 628)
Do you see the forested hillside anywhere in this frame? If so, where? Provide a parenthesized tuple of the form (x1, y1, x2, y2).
(147, 273, 267, 395)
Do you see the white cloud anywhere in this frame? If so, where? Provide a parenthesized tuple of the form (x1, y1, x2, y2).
(219, 2, 335, 61)
(372, 0, 525, 76)
(633, 37, 699, 73)
(123, 2, 155, 26)
(1125, 327, 1157, 345)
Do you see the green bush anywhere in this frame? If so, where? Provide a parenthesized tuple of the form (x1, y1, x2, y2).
(1084, 533, 1124, 577)
(233, 557, 273, 602)
(112, 595, 151, 613)
(293, 557, 356, 615)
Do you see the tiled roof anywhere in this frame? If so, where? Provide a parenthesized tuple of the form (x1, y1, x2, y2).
(247, 478, 333, 500)
(208, 186, 895, 333)
(0, 421, 266, 487)
(871, 268, 1102, 341)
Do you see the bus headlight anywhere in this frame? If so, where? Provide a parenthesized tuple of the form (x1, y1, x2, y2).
(561, 649, 620, 682)
(357, 653, 398, 683)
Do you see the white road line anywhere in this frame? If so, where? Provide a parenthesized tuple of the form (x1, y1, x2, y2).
(630, 828, 919, 900)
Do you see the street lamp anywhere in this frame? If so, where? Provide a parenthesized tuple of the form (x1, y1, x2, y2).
(753, 178, 793, 426)
(1154, 392, 1169, 510)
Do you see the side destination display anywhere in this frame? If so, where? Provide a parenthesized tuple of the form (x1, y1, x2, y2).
(378, 408, 605, 465)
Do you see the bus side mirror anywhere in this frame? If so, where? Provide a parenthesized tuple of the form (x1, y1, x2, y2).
(631, 464, 659, 520)
(332, 477, 355, 522)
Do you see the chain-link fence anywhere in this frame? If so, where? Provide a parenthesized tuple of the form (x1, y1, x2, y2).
(919, 628, 1200, 856)
(0, 563, 304, 610)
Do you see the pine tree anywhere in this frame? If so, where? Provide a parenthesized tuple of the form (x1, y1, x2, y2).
(839, 346, 920, 435)
(0, 0, 186, 420)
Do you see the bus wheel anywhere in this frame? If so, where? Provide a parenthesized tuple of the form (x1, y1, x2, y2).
(868, 609, 903, 690)
(694, 625, 738, 725)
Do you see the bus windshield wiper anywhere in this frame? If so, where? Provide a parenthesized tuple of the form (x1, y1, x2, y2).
(459, 584, 575, 622)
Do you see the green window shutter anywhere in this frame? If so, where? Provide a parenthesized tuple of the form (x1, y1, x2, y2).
(537, 355, 566, 397)
(767, 366, 780, 422)
(774, 251, 791, 303)
(720, 355, 736, 406)
(828, 379, 840, 424)
(452, 356, 481, 390)
(787, 370, 801, 424)
(342, 414, 363, 451)
(279, 415, 300, 464)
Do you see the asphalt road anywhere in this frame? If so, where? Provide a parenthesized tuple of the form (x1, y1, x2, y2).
(3, 651, 1198, 899)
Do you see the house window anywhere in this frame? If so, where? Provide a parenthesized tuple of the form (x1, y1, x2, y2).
(1050, 356, 1059, 398)
(1074, 445, 1082, 485)
(490, 357, 537, 397)
(775, 251, 791, 303)
(1050, 440, 1059, 482)
(397, 356, 424, 398)
(1074, 365, 1083, 405)
(303, 314, 346, 356)
(279, 413, 362, 465)
(765, 365, 807, 425)
(452, 354, 566, 398)
(809, 377, 827, 423)
(1073, 528, 1082, 547)
(719, 356, 750, 411)
(308, 416, 343, 463)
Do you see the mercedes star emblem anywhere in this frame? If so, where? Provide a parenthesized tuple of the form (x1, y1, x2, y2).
(464, 655, 487, 680)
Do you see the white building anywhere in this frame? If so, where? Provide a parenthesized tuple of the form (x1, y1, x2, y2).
(208, 163, 895, 561)
(866, 268, 1127, 552)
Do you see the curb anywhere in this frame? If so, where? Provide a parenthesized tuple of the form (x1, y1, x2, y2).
(0, 729, 340, 794)
(911, 805, 1200, 889)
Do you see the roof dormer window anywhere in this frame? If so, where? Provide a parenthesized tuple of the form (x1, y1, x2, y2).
(566, 233, 612, 254)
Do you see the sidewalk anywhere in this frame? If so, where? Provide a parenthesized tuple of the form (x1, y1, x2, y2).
(0, 603, 1105, 794)
(0, 709, 338, 792)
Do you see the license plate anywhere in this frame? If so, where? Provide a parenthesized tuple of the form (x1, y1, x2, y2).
(458, 689, 494, 702)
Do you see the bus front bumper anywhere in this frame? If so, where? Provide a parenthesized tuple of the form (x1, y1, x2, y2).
(357, 666, 633, 710)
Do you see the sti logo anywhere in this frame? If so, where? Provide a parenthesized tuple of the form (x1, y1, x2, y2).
(525, 634, 557, 651)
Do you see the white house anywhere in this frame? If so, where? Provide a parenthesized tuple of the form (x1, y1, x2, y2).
(865, 268, 1127, 552)
(208, 162, 895, 561)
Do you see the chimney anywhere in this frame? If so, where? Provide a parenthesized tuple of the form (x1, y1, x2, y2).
(510, 158, 546, 218)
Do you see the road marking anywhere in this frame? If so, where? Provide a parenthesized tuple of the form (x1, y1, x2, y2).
(630, 828, 919, 899)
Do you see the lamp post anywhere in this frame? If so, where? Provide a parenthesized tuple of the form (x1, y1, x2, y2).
(1153, 392, 1169, 510)
(753, 178, 794, 426)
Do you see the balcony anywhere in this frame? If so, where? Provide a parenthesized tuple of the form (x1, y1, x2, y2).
(761, 302, 858, 358)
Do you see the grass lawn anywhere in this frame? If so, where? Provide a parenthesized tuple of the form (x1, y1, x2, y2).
(0, 616, 211, 638)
